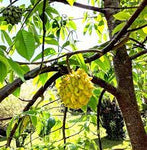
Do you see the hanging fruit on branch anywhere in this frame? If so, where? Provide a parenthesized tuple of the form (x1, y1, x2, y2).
(2, 6, 23, 25)
(58, 68, 94, 109)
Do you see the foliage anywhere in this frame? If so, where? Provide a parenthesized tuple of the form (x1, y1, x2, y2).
(0, 0, 146, 149)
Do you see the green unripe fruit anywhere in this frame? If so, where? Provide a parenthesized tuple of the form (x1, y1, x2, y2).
(2, 5, 23, 25)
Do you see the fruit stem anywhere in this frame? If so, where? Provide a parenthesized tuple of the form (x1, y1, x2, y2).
(66, 54, 71, 73)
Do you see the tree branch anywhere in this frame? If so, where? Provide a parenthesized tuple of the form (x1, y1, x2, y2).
(130, 49, 147, 60)
(50, 0, 105, 14)
(85, 0, 147, 63)
(91, 76, 119, 97)
(104, 6, 138, 10)
(16, 49, 102, 65)
(39, 0, 47, 72)
(62, 107, 68, 149)
(6, 72, 63, 147)
(0, 117, 12, 121)
(0, 65, 61, 102)
(97, 89, 106, 150)
(127, 24, 147, 32)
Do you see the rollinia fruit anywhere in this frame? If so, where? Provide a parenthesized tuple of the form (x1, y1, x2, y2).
(58, 68, 94, 109)
(2, 6, 23, 25)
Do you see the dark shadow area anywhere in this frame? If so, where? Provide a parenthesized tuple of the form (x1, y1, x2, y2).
(0, 136, 6, 142)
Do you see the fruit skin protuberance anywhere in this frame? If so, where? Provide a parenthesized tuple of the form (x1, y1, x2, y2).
(2, 6, 23, 25)
(58, 68, 94, 109)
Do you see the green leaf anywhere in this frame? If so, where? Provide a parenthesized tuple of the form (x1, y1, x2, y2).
(113, 12, 130, 20)
(31, 115, 37, 127)
(15, 30, 35, 61)
(46, 6, 59, 17)
(0, 55, 9, 83)
(8, 58, 25, 81)
(62, 41, 70, 49)
(45, 117, 56, 135)
(1, 30, 13, 46)
(60, 27, 66, 40)
(75, 53, 88, 72)
(36, 121, 43, 136)
(6, 117, 15, 138)
(66, 0, 76, 6)
(112, 22, 125, 35)
(32, 48, 56, 62)
(88, 96, 97, 112)
(6, 116, 19, 138)
(68, 20, 77, 30)
(0, 45, 6, 55)
(13, 87, 20, 97)
(39, 73, 48, 85)
(142, 26, 147, 34)
(0, 61, 7, 83)
(45, 37, 59, 45)
(83, 23, 90, 35)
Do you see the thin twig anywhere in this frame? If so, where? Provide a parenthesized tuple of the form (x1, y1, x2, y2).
(128, 24, 147, 32)
(16, 49, 102, 65)
(6, 72, 63, 147)
(130, 38, 145, 48)
(85, 0, 147, 63)
(50, 0, 105, 14)
(42, 99, 60, 107)
(21, 0, 40, 29)
(66, 54, 72, 73)
(97, 89, 106, 150)
(130, 49, 147, 60)
(62, 107, 68, 149)
(39, 0, 47, 72)
(0, 117, 12, 121)
(104, 6, 138, 10)
(18, 98, 32, 102)
(55, 128, 84, 143)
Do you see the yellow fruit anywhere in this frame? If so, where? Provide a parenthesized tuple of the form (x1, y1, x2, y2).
(57, 68, 94, 109)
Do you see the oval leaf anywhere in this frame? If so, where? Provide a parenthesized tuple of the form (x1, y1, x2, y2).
(15, 30, 35, 61)
(8, 58, 25, 81)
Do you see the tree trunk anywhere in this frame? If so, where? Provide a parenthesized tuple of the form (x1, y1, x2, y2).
(103, 0, 147, 149)
(114, 48, 147, 150)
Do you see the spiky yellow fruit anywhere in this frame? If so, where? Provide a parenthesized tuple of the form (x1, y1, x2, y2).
(58, 68, 94, 109)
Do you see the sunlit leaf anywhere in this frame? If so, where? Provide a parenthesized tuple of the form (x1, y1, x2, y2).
(113, 11, 130, 20)
(0, 61, 7, 83)
(112, 22, 125, 35)
(0, 55, 9, 83)
(8, 58, 25, 81)
(15, 29, 35, 61)
(142, 26, 147, 34)
(66, 0, 76, 6)
(32, 48, 56, 62)
(1, 30, 13, 46)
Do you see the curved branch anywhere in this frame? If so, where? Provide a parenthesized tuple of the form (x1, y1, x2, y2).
(0, 117, 12, 121)
(130, 49, 147, 60)
(6, 72, 64, 147)
(91, 76, 119, 97)
(16, 49, 102, 65)
(86, 0, 147, 63)
(97, 89, 106, 150)
(127, 24, 147, 32)
(62, 107, 68, 148)
(50, 0, 105, 14)
(0, 65, 63, 102)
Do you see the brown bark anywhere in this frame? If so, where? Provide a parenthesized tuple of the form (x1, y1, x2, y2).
(104, 0, 147, 149)
(114, 48, 147, 150)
